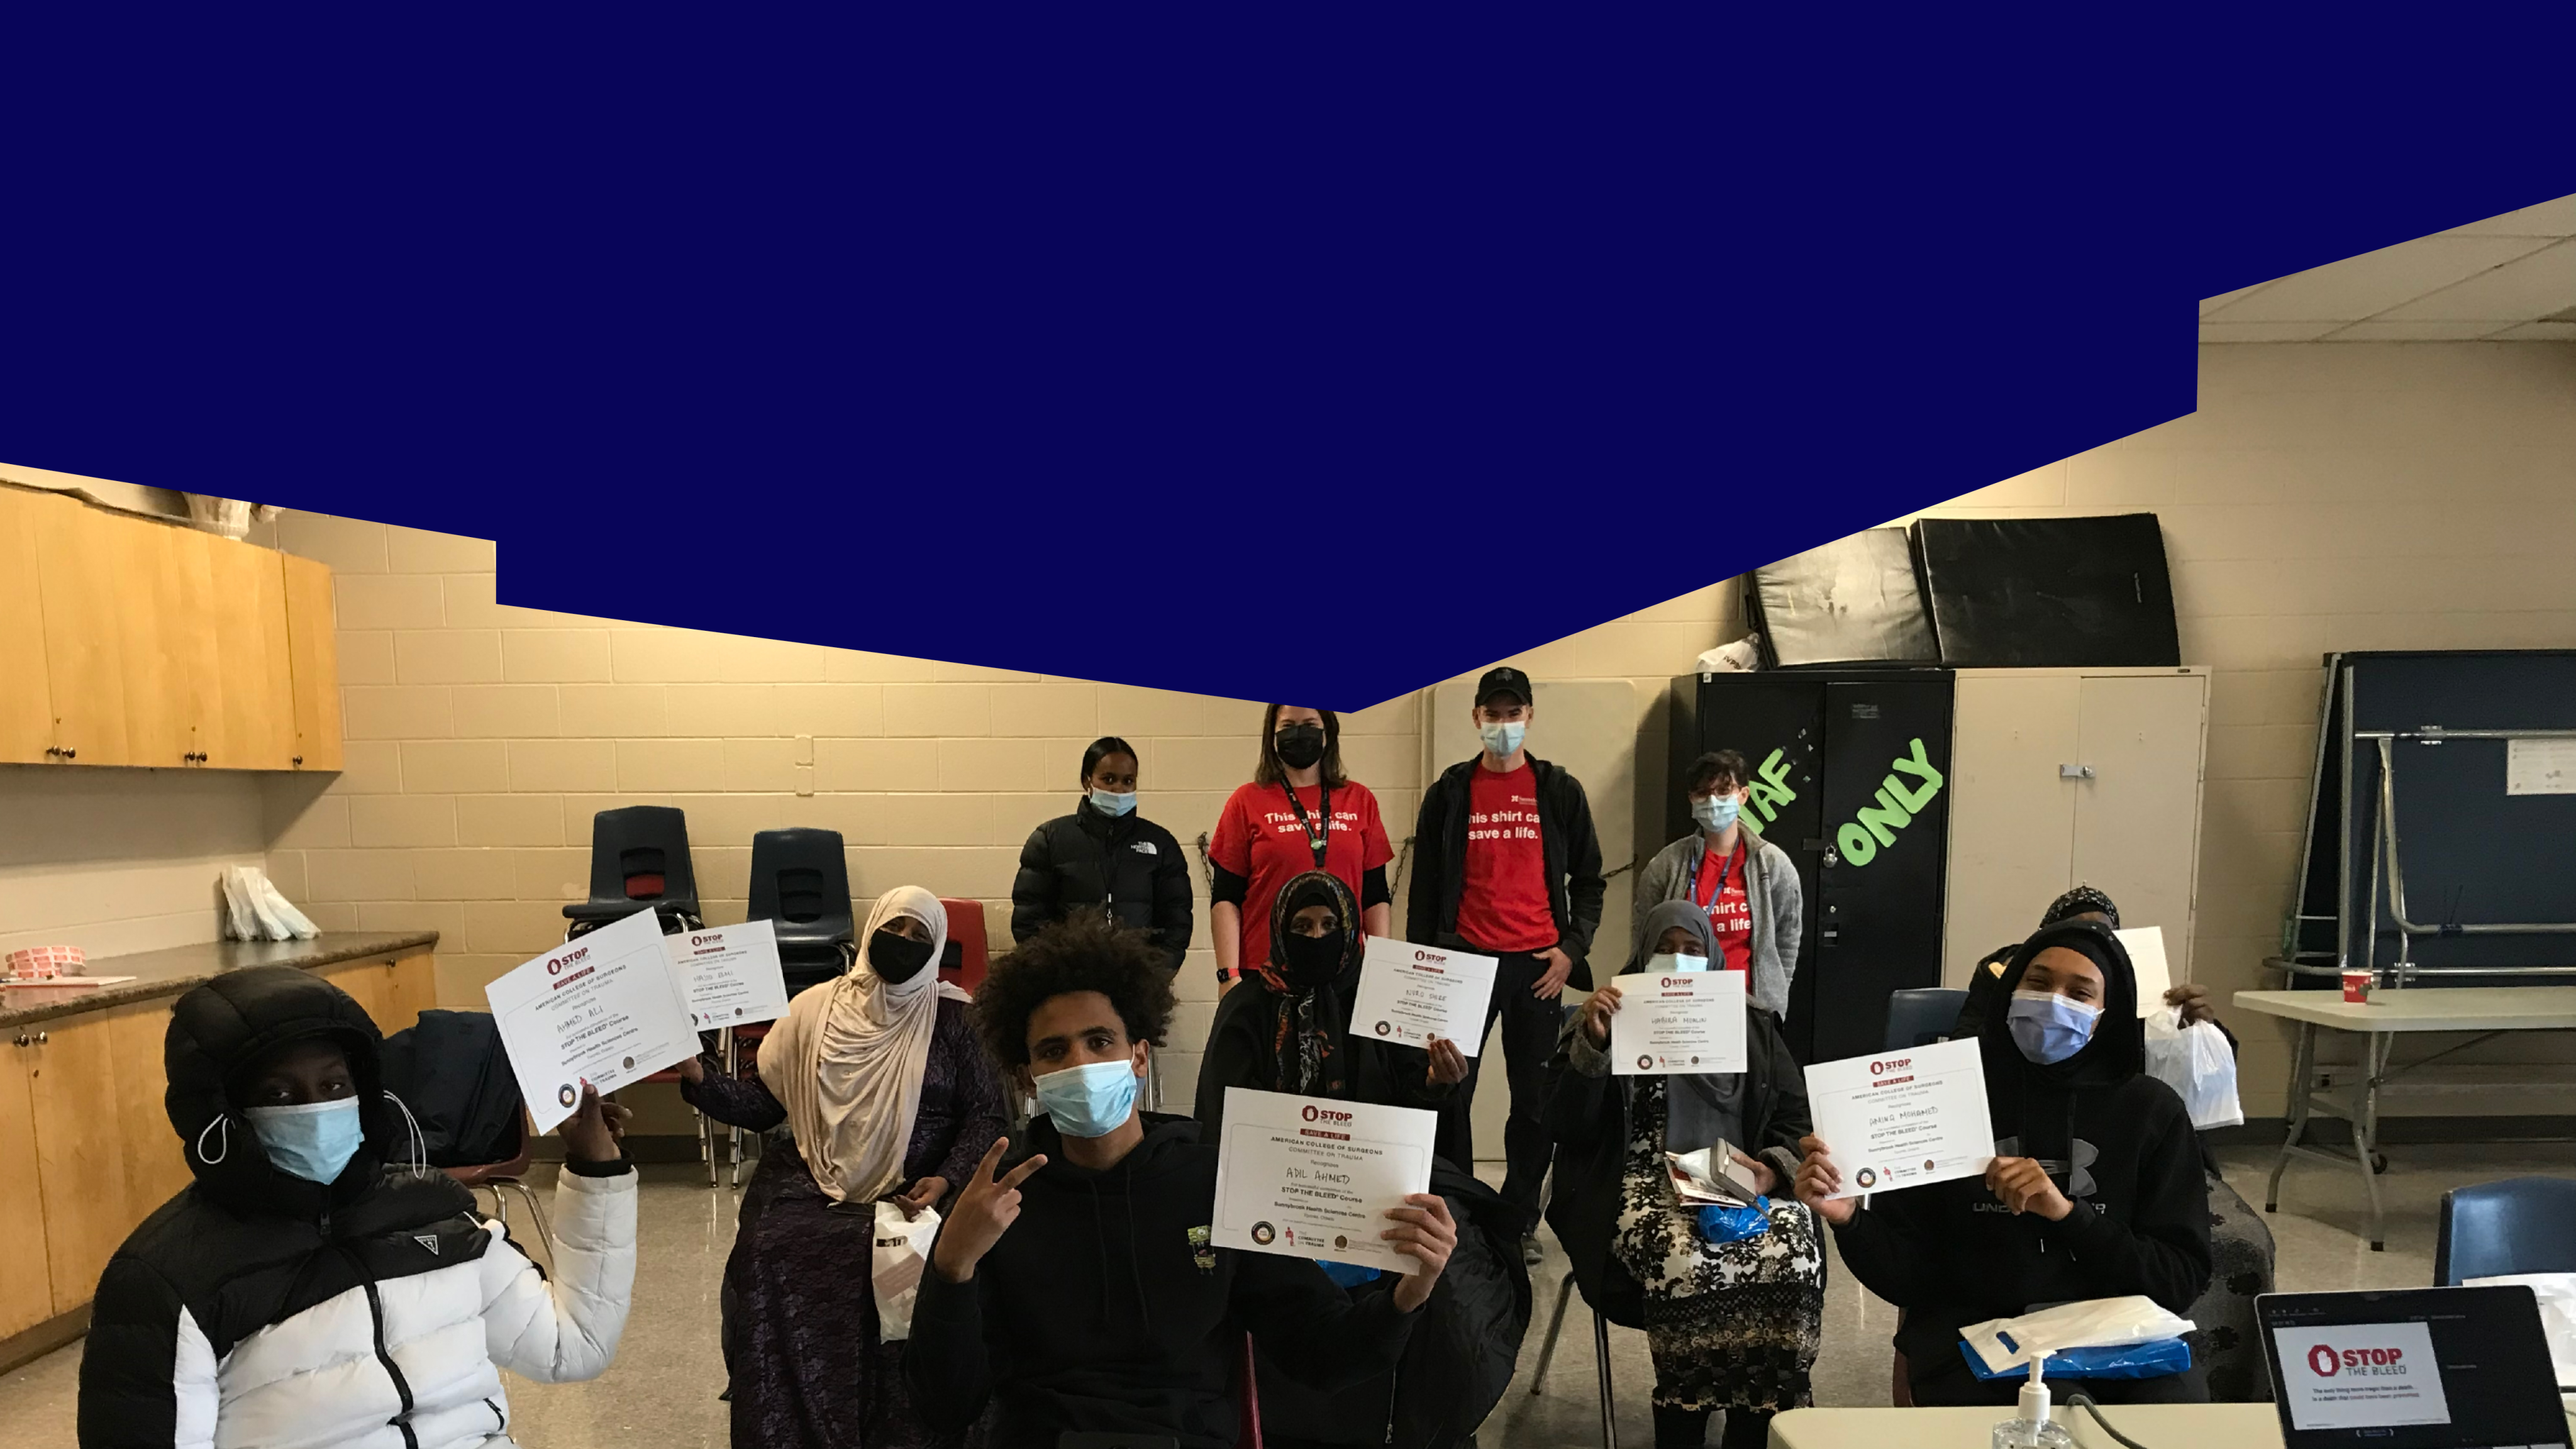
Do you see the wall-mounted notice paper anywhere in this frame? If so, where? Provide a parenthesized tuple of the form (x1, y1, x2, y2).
(2506, 737, 2576, 796)
(487, 907, 698, 1133)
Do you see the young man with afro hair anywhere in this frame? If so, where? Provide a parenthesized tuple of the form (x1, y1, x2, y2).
(906, 916, 1457, 1448)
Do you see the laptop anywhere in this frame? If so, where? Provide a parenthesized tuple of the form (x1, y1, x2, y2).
(2258, 1287, 2568, 1449)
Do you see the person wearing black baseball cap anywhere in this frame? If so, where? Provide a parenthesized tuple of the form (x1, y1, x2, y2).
(1407, 665, 1606, 1261)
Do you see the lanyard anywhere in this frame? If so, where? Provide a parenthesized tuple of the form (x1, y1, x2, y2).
(1688, 840, 1740, 911)
(1280, 780, 1333, 868)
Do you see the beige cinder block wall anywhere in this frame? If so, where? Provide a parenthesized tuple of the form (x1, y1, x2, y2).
(247, 509, 1736, 1118)
(1891, 342, 2576, 1117)
(245, 338, 2575, 1128)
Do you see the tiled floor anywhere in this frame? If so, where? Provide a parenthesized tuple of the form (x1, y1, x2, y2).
(3, 1144, 2565, 1448)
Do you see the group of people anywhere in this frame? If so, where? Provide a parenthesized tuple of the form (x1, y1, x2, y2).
(74, 665, 2272, 1449)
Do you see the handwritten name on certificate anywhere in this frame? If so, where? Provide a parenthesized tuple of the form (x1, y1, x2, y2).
(1610, 969, 1748, 1075)
(667, 919, 792, 1028)
(1347, 938, 1497, 1055)
(486, 907, 699, 1133)
(1211, 1089, 1438, 1274)
(1802, 1036, 1993, 1199)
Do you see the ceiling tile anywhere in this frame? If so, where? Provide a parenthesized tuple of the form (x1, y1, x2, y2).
(2377, 238, 2576, 321)
(2440, 192, 2576, 238)
(2485, 320, 2576, 341)
(2320, 320, 2506, 341)
(2199, 320, 2342, 343)
(2199, 282, 2270, 316)
(2205, 235, 2555, 322)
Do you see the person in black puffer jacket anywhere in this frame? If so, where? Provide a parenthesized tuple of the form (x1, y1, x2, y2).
(78, 965, 638, 1449)
(1011, 735, 1194, 976)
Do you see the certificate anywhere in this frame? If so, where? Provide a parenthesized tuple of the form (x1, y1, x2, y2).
(2115, 926, 2171, 1016)
(1609, 969, 1747, 1075)
(666, 919, 792, 1027)
(1346, 938, 1497, 1056)
(486, 907, 699, 1133)
(1802, 1036, 1993, 1199)
(1211, 1088, 1438, 1274)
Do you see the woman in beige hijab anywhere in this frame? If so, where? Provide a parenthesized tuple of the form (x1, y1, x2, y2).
(680, 885, 1008, 1449)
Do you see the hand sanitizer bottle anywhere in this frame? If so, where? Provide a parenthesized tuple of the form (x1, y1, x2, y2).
(1991, 1355, 2074, 1448)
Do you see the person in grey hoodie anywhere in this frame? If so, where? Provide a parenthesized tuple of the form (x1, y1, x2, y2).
(1631, 750, 1805, 1020)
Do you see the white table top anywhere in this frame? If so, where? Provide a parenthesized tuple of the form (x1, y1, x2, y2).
(1770, 1401, 2576, 1447)
(1770, 1403, 2282, 1447)
(2231, 985, 2576, 1033)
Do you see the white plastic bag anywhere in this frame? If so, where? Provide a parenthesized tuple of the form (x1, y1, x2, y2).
(872, 1201, 941, 1341)
(1960, 1295, 2196, 1375)
(2463, 1272, 2576, 1388)
(2142, 1006, 2245, 1130)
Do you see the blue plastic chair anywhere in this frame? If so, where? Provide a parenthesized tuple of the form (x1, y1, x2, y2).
(1882, 987, 1969, 1052)
(2434, 1176, 2576, 1284)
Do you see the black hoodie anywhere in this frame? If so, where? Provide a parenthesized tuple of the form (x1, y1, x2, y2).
(1830, 923, 2211, 1397)
(906, 1113, 1420, 1449)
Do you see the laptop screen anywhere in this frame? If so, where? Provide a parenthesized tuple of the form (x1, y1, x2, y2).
(2258, 1287, 2567, 1449)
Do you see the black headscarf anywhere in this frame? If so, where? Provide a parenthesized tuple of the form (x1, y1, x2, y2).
(1239, 869, 1364, 1096)
(1623, 898, 1747, 1154)
(1960, 886, 2126, 1038)
(1977, 920, 2142, 1172)
(2041, 885, 2121, 930)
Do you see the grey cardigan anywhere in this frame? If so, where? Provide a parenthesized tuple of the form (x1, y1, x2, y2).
(1630, 823, 1804, 1018)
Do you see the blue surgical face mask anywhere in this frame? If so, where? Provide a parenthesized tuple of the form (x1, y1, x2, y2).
(1032, 1057, 1140, 1139)
(1646, 952, 1710, 974)
(1089, 788, 1136, 817)
(2007, 988, 2102, 1065)
(1692, 793, 1741, 833)
(246, 1098, 365, 1184)
(1478, 720, 1526, 758)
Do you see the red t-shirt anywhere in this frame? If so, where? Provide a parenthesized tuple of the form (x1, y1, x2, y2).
(1210, 779, 1394, 974)
(1692, 838, 1753, 974)
(1455, 763, 1557, 953)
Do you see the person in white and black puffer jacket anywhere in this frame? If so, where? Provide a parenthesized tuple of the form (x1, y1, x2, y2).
(77, 965, 638, 1449)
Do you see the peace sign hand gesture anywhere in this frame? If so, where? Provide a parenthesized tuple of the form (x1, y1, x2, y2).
(930, 1136, 1048, 1284)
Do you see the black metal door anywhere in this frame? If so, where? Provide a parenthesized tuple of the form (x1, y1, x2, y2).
(1689, 677, 1829, 1055)
(1805, 678, 1953, 1062)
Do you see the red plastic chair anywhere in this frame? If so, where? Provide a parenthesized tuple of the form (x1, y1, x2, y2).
(940, 897, 989, 995)
(1238, 1332, 1264, 1449)
(445, 1111, 553, 1255)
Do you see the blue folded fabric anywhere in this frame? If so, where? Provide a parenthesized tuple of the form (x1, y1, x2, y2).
(1960, 1336, 2193, 1381)
(1695, 1197, 1773, 1245)
(1317, 1259, 1382, 1289)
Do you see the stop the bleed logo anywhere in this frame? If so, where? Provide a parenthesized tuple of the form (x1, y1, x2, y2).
(1301, 1105, 1353, 1125)
(545, 945, 590, 974)
(2307, 1343, 2408, 1378)
(1870, 1057, 1909, 1075)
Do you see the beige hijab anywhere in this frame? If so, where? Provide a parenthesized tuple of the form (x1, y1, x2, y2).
(760, 886, 969, 1204)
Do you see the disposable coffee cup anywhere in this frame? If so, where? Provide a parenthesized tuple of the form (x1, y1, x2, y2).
(2340, 968, 2372, 1003)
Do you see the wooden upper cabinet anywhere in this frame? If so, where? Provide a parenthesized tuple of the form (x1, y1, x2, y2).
(204, 536, 296, 771)
(281, 552, 344, 771)
(0, 489, 340, 772)
(30, 491, 132, 766)
(0, 488, 55, 765)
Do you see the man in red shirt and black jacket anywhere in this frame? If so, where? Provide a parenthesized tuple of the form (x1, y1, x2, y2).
(1406, 665, 1605, 1259)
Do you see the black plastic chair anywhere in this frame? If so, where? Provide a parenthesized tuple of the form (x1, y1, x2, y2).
(564, 806, 702, 936)
(1882, 987, 1969, 1052)
(2435, 1176, 2576, 1284)
(750, 827, 857, 996)
(1528, 999, 1620, 1448)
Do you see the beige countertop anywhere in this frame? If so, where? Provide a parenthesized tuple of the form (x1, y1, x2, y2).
(0, 931, 438, 1029)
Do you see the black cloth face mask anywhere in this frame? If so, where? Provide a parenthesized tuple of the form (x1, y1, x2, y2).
(1280, 926, 1346, 989)
(1274, 723, 1326, 770)
(869, 928, 936, 984)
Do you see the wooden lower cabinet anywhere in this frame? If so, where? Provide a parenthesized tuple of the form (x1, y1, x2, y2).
(0, 952, 436, 1364)
(0, 1045, 53, 1340)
